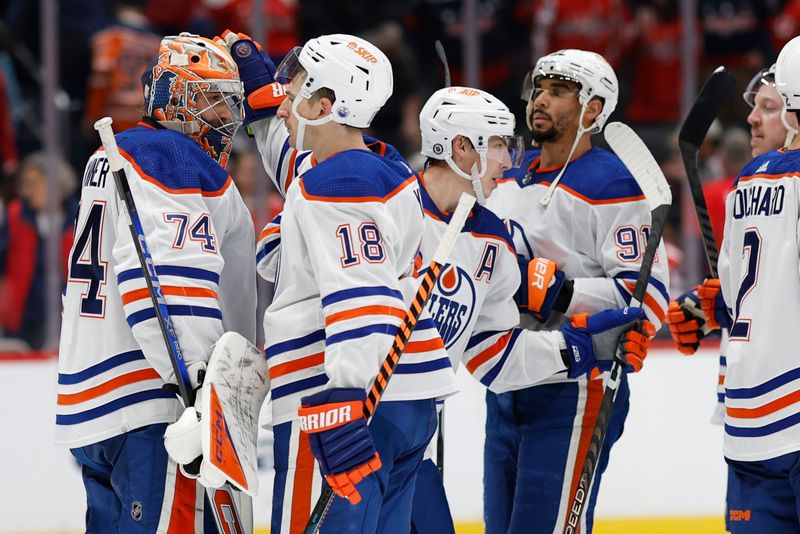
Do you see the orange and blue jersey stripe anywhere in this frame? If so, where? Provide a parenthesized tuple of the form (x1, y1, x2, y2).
(725, 365, 800, 438)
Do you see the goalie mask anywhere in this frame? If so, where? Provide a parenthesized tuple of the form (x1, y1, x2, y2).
(420, 87, 524, 205)
(142, 33, 244, 169)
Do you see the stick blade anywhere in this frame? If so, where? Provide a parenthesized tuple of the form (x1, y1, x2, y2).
(678, 66, 737, 147)
(604, 122, 672, 210)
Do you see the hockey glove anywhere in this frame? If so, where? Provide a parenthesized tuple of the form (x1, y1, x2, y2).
(515, 257, 572, 322)
(698, 278, 731, 331)
(221, 30, 285, 126)
(298, 388, 382, 504)
(560, 307, 656, 379)
(164, 361, 206, 478)
(667, 288, 713, 355)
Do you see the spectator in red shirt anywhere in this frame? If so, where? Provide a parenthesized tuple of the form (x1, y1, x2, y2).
(0, 153, 78, 349)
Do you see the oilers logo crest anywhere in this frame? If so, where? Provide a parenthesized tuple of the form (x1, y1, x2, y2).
(427, 264, 476, 349)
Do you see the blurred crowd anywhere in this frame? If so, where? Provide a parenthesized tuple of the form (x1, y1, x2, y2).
(0, 0, 797, 350)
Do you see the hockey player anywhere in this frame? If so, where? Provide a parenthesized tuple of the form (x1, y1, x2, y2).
(668, 63, 798, 358)
(485, 49, 670, 533)
(56, 34, 256, 533)
(408, 87, 656, 533)
(677, 36, 800, 532)
(225, 29, 657, 530)
(227, 33, 463, 533)
(667, 48, 800, 531)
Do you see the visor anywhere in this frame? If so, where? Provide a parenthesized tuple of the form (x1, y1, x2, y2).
(276, 47, 304, 85)
(743, 67, 774, 108)
(521, 67, 583, 102)
(487, 135, 525, 169)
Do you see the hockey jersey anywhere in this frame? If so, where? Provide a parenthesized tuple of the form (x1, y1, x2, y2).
(253, 117, 570, 398)
(416, 176, 567, 391)
(719, 148, 800, 461)
(257, 121, 458, 426)
(488, 147, 670, 385)
(56, 123, 257, 448)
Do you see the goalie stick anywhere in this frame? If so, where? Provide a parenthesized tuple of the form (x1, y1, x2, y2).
(304, 192, 477, 534)
(94, 117, 250, 534)
(678, 66, 737, 276)
(563, 122, 672, 534)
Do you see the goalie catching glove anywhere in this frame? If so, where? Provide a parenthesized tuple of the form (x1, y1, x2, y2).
(298, 388, 382, 505)
(559, 307, 656, 379)
(515, 257, 573, 322)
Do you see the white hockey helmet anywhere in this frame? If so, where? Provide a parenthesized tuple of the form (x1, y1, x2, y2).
(522, 49, 619, 133)
(275, 34, 393, 149)
(776, 36, 800, 111)
(420, 87, 524, 204)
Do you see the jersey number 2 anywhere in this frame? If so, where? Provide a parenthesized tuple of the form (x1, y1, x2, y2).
(69, 201, 108, 317)
(730, 228, 761, 340)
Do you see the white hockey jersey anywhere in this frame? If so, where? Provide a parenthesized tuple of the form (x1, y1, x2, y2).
(56, 123, 257, 448)
(719, 148, 800, 462)
(416, 175, 567, 391)
(488, 148, 670, 385)
(254, 120, 458, 426)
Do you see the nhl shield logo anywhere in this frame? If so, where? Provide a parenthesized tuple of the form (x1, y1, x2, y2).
(427, 264, 476, 349)
(131, 500, 143, 521)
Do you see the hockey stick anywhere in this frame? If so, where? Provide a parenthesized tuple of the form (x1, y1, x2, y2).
(304, 192, 477, 534)
(94, 117, 249, 534)
(678, 66, 737, 276)
(434, 39, 451, 476)
(435, 40, 451, 88)
(563, 122, 672, 534)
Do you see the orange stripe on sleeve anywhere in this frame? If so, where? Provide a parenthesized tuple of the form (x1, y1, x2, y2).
(623, 282, 666, 324)
(258, 225, 281, 241)
(121, 286, 218, 305)
(466, 331, 513, 374)
(405, 337, 445, 353)
(269, 352, 325, 380)
(57, 368, 161, 405)
(325, 305, 406, 327)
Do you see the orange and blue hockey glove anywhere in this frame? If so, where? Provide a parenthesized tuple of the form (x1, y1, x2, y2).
(515, 257, 572, 322)
(560, 307, 655, 379)
(698, 278, 731, 331)
(297, 388, 382, 505)
(220, 30, 285, 126)
(667, 288, 713, 355)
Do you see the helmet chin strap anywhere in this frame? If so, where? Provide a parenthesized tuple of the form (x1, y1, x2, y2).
(539, 100, 588, 206)
(781, 108, 798, 146)
(445, 151, 488, 205)
(292, 92, 334, 152)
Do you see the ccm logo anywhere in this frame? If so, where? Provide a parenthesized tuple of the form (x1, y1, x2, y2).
(729, 510, 751, 522)
(347, 42, 378, 64)
(300, 405, 353, 432)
